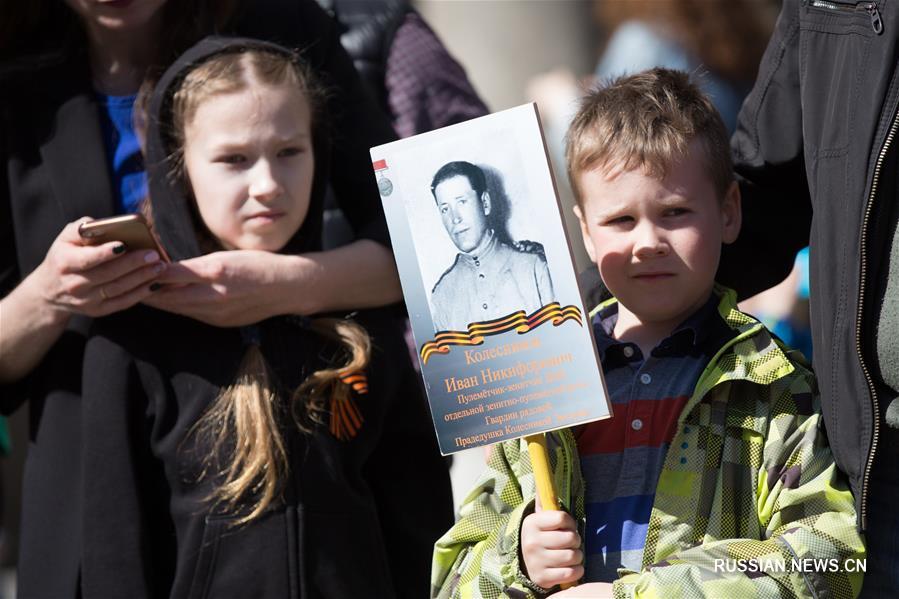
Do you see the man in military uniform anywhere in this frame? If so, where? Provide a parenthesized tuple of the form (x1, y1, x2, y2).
(429, 161, 555, 332)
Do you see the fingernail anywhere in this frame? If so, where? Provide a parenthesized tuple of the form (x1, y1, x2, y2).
(113, 244, 127, 255)
(153, 262, 166, 274)
(144, 251, 160, 263)
(149, 282, 162, 292)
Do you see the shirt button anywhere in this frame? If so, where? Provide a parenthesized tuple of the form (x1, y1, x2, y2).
(631, 419, 643, 431)
(639, 373, 652, 385)
(482, 303, 488, 310)
(478, 273, 485, 279)
(622, 346, 635, 358)
(475, 260, 480, 267)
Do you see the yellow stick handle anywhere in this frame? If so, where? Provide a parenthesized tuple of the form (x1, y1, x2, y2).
(526, 433, 560, 510)
(525, 433, 576, 590)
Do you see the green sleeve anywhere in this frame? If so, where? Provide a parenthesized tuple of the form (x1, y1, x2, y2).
(432, 432, 584, 599)
(613, 370, 865, 599)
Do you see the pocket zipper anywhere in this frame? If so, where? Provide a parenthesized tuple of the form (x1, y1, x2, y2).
(806, 0, 884, 34)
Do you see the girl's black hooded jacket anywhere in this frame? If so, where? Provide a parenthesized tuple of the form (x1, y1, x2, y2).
(80, 37, 451, 599)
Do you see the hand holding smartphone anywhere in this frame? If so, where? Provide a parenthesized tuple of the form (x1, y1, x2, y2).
(78, 214, 170, 262)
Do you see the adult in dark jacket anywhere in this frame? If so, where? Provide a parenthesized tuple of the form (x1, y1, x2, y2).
(717, 0, 899, 594)
(80, 37, 449, 598)
(317, 0, 488, 138)
(315, 0, 489, 249)
(0, 1, 406, 596)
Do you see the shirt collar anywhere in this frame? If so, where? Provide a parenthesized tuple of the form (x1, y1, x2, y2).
(591, 292, 729, 362)
(592, 308, 622, 363)
(458, 229, 497, 265)
(666, 293, 721, 350)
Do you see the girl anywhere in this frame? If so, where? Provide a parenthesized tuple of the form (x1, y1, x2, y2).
(80, 37, 450, 598)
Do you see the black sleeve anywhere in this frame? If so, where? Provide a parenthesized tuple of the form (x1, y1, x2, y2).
(361, 315, 454, 599)
(81, 324, 175, 599)
(719, 0, 812, 299)
(0, 101, 17, 299)
(0, 93, 31, 414)
(298, 0, 397, 247)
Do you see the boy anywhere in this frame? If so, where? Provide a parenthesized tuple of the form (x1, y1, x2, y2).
(431, 69, 865, 599)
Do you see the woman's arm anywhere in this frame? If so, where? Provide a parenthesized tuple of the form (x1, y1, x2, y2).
(143, 239, 399, 326)
(0, 219, 165, 383)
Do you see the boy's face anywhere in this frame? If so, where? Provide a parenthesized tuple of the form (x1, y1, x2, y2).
(183, 80, 315, 252)
(574, 140, 740, 329)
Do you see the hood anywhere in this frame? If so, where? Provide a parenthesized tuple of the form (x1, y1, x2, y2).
(144, 35, 330, 261)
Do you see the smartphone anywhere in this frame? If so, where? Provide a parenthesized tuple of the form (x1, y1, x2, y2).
(78, 214, 170, 262)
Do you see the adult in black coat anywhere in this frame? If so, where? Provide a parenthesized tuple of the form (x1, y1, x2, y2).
(0, 2, 414, 596)
(716, 1, 899, 594)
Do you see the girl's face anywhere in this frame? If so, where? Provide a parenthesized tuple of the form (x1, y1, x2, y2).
(182, 80, 315, 252)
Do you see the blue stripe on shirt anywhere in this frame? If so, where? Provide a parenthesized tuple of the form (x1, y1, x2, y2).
(584, 494, 654, 555)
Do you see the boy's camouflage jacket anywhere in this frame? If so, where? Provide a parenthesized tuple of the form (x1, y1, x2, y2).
(432, 287, 865, 599)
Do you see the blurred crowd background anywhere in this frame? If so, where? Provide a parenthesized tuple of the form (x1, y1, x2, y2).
(0, 1, 814, 595)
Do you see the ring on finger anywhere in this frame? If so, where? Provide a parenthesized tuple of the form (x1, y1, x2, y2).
(99, 286, 109, 301)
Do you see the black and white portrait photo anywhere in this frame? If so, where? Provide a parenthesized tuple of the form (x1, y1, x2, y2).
(428, 160, 555, 331)
(371, 104, 610, 453)
(372, 104, 584, 343)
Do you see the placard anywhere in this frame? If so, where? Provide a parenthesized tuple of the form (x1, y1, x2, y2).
(371, 104, 611, 454)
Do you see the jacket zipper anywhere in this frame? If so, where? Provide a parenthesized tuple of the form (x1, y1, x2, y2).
(806, 0, 884, 34)
(856, 96, 899, 529)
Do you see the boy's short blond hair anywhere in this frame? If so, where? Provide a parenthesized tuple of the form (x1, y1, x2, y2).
(565, 68, 733, 207)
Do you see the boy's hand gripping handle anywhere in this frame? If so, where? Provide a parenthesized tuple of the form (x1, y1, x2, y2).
(525, 433, 577, 590)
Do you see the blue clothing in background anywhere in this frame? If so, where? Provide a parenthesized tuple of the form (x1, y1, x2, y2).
(595, 21, 747, 134)
(770, 247, 813, 361)
(796, 246, 810, 299)
(96, 94, 147, 214)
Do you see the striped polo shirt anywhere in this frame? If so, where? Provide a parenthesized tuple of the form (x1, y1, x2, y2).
(579, 294, 730, 582)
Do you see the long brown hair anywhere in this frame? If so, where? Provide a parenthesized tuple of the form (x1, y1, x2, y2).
(194, 319, 370, 524)
(164, 48, 370, 525)
(595, 0, 777, 85)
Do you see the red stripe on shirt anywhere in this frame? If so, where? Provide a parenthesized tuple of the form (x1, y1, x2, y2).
(576, 395, 689, 454)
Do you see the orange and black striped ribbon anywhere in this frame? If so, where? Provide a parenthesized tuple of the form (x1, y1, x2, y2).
(330, 371, 369, 440)
(419, 303, 583, 365)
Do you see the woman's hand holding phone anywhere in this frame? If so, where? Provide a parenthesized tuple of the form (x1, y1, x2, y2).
(35, 217, 167, 318)
(0, 217, 167, 382)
